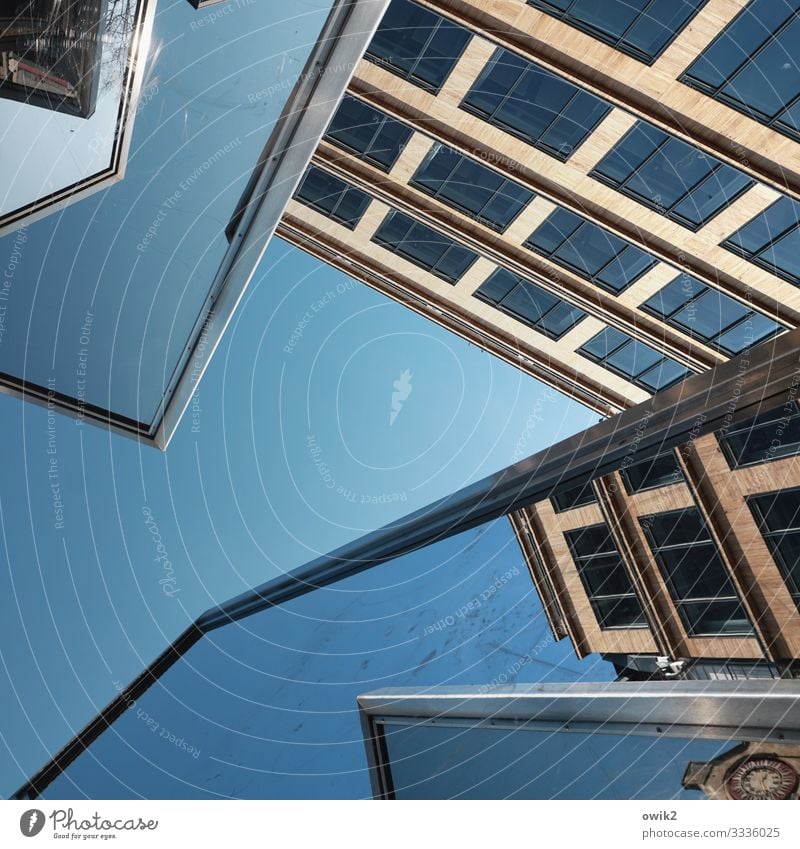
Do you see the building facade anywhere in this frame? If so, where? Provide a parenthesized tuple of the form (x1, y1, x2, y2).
(277, 0, 800, 677)
(278, 0, 800, 415)
(511, 401, 800, 679)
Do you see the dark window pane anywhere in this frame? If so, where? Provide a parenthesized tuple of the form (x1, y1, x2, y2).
(682, 0, 800, 142)
(671, 288, 749, 338)
(527, 206, 584, 253)
(551, 482, 598, 513)
(475, 268, 519, 304)
(539, 300, 585, 336)
(372, 210, 478, 283)
(595, 245, 656, 292)
(681, 599, 752, 635)
(579, 556, 635, 597)
(527, 0, 703, 63)
(643, 274, 706, 318)
(620, 450, 684, 493)
(593, 595, 647, 628)
(462, 48, 610, 159)
(637, 358, 690, 391)
(502, 284, 554, 325)
(580, 326, 628, 360)
(720, 402, 800, 467)
(654, 544, 736, 600)
(751, 490, 800, 532)
(366, 0, 471, 92)
(606, 338, 662, 378)
(646, 508, 707, 547)
(294, 167, 371, 229)
(592, 120, 753, 228)
(715, 312, 781, 355)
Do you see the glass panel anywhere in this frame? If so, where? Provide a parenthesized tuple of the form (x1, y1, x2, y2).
(554, 222, 624, 277)
(655, 545, 737, 600)
(751, 490, 800, 532)
(411, 19, 471, 91)
(595, 245, 655, 292)
(643, 274, 706, 318)
(672, 166, 753, 227)
(462, 48, 526, 117)
(527, 206, 583, 253)
(325, 97, 412, 172)
(715, 312, 781, 355)
(637, 358, 690, 391)
(578, 557, 635, 597)
(671, 288, 749, 340)
(645, 509, 707, 547)
(539, 300, 584, 337)
(625, 138, 712, 208)
(475, 268, 519, 303)
(564, 524, 614, 555)
(502, 284, 555, 325)
(496, 65, 575, 143)
(550, 482, 597, 512)
(762, 227, 800, 282)
(606, 339, 662, 378)
(383, 722, 734, 799)
(726, 197, 800, 257)
(580, 326, 628, 359)
(721, 403, 800, 467)
(621, 451, 684, 493)
(434, 244, 478, 282)
(593, 595, 647, 628)
(681, 599, 752, 635)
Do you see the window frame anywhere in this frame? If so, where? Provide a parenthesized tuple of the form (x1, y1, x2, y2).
(717, 400, 800, 469)
(460, 47, 611, 162)
(323, 95, 413, 173)
(619, 449, 685, 494)
(364, 0, 472, 94)
(524, 206, 658, 294)
(640, 508, 753, 637)
(578, 327, 693, 393)
(409, 144, 534, 233)
(640, 274, 783, 356)
(748, 488, 800, 610)
(526, 0, 708, 65)
(563, 523, 648, 630)
(549, 480, 597, 512)
(371, 209, 479, 284)
(590, 122, 753, 231)
(293, 166, 372, 230)
(680, 3, 800, 143)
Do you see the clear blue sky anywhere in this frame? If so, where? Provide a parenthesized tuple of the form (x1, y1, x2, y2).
(0, 0, 601, 796)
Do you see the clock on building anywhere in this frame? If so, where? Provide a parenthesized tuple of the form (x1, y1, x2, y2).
(726, 757, 799, 800)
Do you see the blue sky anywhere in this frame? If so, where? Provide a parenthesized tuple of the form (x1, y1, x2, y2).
(0, 0, 602, 797)
(0, 235, 598, 795)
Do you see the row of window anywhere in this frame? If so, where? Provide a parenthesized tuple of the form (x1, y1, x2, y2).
(565, 494, 800, 636)
(371, 0, 800, 147)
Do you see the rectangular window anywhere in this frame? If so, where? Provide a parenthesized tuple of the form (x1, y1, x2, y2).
(620, 450, 684, 493)
(410, 144, 534, 232)
(722, 196, 800, 287)
(718, 401, 800, 468)
(681, 0, 800, 142)
(365, 0, 472, 93)
(748, 489, 800, 611)
(475, 268, 585, 339)
(641, 273, 783, 355)
(324, 96, 413, 172)
(641, 509, 752, 636)
(591, 120, 752, 229)
(372, 209, 479, 284)
(578, 326, 693, 392)
(461, 47, 610, 160)
(294, 167, 371, 229)
(550, 480, 597, 513)
(563, 524, 647, 629)
(527, 0, 706, 64)
(524, 205, 657, 293)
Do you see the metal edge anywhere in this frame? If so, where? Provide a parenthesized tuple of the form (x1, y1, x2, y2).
(152, 0, 391, 449)
(0, 0, 156, 240)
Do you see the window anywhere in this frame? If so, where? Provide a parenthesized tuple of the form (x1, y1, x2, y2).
(749, 489, 800, 611)
(527, 0, 706, 64)
(718, 401, 800, 468)
(372, 210, 478, 283)
(410, 144, 534, 232)
(324, 96, 413, 172)
(578, 326, 692, 392)
(293, 167, 371, 229)
(619, 450, 684, 493)
(641, 273, 783, 355)
(722, 196, 800, 287)
(365, 0, 471, 93)
(681, 0, 800, 142)
(550, 480, 597, 512)
(524, 205, 657, 293)
(641, 509, 752, 636)
(461, 48, 610, 160)
(563, 524, 647, 628)
(591, 121, 752, 229)
(476, 268, 585, 339)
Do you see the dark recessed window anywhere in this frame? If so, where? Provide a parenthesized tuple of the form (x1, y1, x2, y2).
(722, 196, 800, 287)
(641, 273, 783, 355)
(591, 121, 752, 229)
(324, 96, 413, 172)
(410, 144, 534, 232)
(563, 523, 647, 629)
(641, 509, 752, 636)
(524, 205, 657, 293)
(718, 401, 800, 468)
(527, 0, 706, 64)
(372, 209, 478, 284)
(461, 47, 610, 161)
(681, 0, 800, 142)
(476, 268, 585, 339)
(748, 489, 800, 611)
(294, 167, 371, 229)
(579, 326, 693, 392)
(365, 0, 472, 93)
(619, 450, 684, 494)
(550, 480, 597, 513)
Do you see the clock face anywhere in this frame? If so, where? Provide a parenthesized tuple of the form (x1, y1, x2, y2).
(726, 758, 798, 800)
